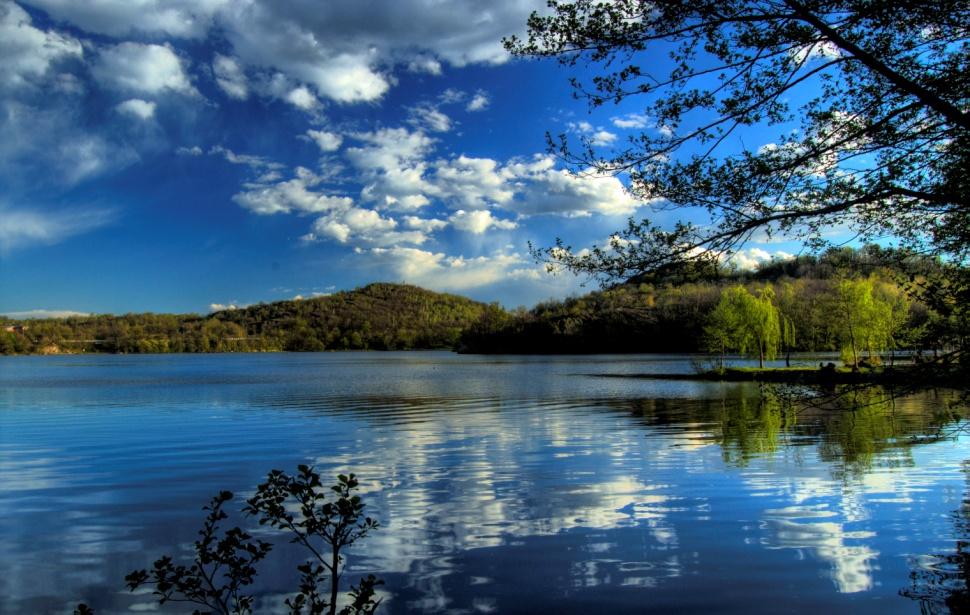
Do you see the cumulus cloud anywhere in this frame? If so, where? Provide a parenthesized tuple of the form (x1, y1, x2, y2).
(346, 128, 436, 207)
(728, 248, 795, 270)
(590, 130, 617, 146)
(24, 0, 229, 38)
(0, 205, 114, 253)
(218, 0, 542, 103)
(432, 155, 515, 209)
(0, 1, 83, 90)
(367, 247, 541, 291)
(439, 88, 465, 104)
(407, 55, 442, 75)
(306, 129, 343, 152)
(20, 1, 544, 105)
(304, 207, 429, 246)
(232, 167, 353, 215)
(401, 216, 447, 232)
(212, 53, 248, 99)
(93, 42, 195, 95)
(408, 104, 452, 133)
(568, 121, 617, 146)
(611, 113, 650, 129)
(285, 85, 318, 110)
(115, 98, 156, 120)
(466, 91, 489, 112)
(431, 154, 642, 217)
(503, 156, 642, 217)
(449, 209, 517, 234)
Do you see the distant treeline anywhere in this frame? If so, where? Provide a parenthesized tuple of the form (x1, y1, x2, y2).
(458, 246, 964, 356)
(2, 247, 965, 357)
(0, 283, 488, 354)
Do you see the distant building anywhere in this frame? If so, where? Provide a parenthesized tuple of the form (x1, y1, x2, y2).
(3, 324, 28, 334)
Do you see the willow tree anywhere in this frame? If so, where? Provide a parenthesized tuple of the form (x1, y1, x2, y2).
(706, 285, 781, 367)
(505, 1, 968, 279)
(833, 276, 906, 365)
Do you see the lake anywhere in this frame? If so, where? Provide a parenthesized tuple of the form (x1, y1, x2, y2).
(0, 352, 966, 614)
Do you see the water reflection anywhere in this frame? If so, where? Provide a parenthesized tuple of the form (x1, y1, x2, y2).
(902, 460, 970, 613)
(0, 354, 966, 614)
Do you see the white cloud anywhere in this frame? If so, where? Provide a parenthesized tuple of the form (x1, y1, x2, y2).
(449, 209, 517, 234)
(433, 155, 515, 208)
(208, 145, 284, 176)
(590, 130, 617, 146)
(728, 248, 795, 271)
(115, 98, 156, 120)
(220, 3, 390, 104)
(347, 128, 436, 206)
(304, 207, 429, 246)
(0, 205, 114, 253)
(0, 1, 83, 90)
(407, 55, 442, 76)
(466, 91, 489, 112)
(232, 169, 353, 215)
(0, 309, 90, 319)
(306, 129, 343, 152)
(568, 121, 617, 146)
(408, 104, 452, 133)
(94, 42, 195, 95)
(176, 145, 203, 156)
(23, 1, 545, 104)
(367, 247, 539, 291)
(57, 135, 137, 184)
(0, 100, 137, 186)
(500, 155, 643, 217)
(208, 302, 245, 312)
(212, 53, 248, 100)
(439, 88, 465, 104)
(402, 216, 447, 232)
(285, 85, 318, 110)
(23, 0, 229, 38)
(611, 113, 650, 129)
(215, 0, 542, 103)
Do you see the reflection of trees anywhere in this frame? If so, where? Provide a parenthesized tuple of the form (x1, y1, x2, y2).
(714, 387, 794, 466)
(812, 387, 967, 477)
(619, 385, 966, 472)
(902, 460, 969, 614)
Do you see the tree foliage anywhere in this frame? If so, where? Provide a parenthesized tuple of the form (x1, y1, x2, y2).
(506, 0, 968, 279)
(705, 285, 781, 367)
(125, 491, 273, 615)
(461, 246, 930, 356)
(245, 469, 382, 615)
(120, 469, 382, 615)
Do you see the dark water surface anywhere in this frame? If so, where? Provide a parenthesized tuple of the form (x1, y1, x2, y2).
(0, 352, 966, 614)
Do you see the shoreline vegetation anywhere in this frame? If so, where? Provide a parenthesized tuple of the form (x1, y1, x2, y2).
(3, 248, 966, 387)
(596, 365, 967, 388)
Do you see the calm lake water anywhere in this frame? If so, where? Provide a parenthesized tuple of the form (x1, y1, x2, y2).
(0, 352, 967, 614)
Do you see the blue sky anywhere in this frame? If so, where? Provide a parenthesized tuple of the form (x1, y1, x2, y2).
(0, 0, 800, 317)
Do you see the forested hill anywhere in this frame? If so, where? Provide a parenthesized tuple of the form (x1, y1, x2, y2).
(458, 247, 964, 357)
(0, 283, 489, 354)
(212, 283, 488, 351)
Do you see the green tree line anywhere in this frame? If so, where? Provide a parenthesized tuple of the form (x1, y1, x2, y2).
(459, 247, 962, 358)
(0, 283, 488, 355)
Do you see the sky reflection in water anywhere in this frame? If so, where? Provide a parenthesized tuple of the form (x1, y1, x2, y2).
(0, 352, 966, 614)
